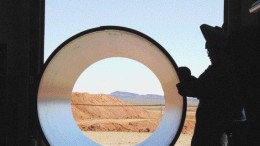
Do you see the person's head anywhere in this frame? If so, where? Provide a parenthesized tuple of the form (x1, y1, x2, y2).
(200, 24, 228, 65)
(206, 42, 217, 64)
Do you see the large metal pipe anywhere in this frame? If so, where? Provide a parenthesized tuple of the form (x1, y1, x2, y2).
(37, 26, 186, 146)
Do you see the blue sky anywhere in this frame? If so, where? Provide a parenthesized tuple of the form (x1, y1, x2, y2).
(45, 1, 223, 95)
(72, 57, 164, 95)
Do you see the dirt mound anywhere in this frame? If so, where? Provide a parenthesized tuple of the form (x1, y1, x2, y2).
(71, 92, 152, 120)
(71, 92, 161, 132)
(72, 92, 126, 105)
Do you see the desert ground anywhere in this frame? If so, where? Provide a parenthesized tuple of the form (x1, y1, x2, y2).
(175, 106, 197, 146)
(71, 92, 196, 146)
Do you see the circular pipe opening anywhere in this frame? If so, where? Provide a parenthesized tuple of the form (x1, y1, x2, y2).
(37, 26, 186, 146)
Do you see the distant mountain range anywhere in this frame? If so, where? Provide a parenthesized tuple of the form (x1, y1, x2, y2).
(109, 91, 199, 106)
(109, 91, 164, 105)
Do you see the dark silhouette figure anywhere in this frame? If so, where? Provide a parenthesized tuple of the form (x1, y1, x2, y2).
(177, 24, 246, 146)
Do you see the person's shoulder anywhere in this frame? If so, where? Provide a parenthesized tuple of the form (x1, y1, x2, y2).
(198, 65, 221, 79)
(203, 65, 214, 73)
(198, 65, 211, 78)
(205, 64, 224, 72)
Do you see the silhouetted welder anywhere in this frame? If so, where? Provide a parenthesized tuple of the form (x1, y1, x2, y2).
(177, 24, 246, 146)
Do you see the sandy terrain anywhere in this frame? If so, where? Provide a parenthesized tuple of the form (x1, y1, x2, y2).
(175, 106, 197, 146)
(71, 92, 196, 146)
(83, 131, 152, 146)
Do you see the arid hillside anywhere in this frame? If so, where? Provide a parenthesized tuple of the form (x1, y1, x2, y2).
(71, 92, 196, 146)
(71, 92, 161, 132)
